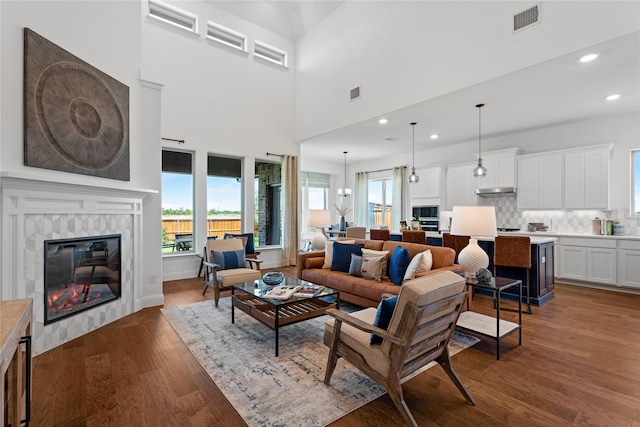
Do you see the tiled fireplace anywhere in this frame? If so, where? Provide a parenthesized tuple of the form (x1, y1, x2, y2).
(1, 174, 152, 354)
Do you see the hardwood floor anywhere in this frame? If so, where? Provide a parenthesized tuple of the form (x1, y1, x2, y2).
(31, 269, 640, 426)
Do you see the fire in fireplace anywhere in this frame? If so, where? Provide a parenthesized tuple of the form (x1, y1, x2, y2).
(44, 234, 121, 325)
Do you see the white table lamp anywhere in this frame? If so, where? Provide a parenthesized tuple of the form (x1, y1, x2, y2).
(308, 210, 331, 250)
(450, 206, 497, 277)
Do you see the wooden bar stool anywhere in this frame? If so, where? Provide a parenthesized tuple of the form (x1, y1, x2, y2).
(370, 229, 390, 241)
(402, 230, 426, 244)
(494, 235, 532, 314)
(442, 233, 470, 264)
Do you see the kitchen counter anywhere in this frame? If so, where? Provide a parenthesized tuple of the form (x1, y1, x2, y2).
(495, 230, 639, 241)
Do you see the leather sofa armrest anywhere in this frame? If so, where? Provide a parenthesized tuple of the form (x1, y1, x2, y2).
(296, 250, 325, 279)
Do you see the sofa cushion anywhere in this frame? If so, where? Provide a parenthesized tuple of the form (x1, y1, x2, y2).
(403, 253, 423, 282)
(417, 249, 433, 272)
(331, 243, 364, 272)
(389, 246, 411, 285)
(361, 255, 386, 280)
(370, 296, 398, 344)
(362, 248, 390, 277)
(323, 240, 355, 269)
(348, 254, 364, 277)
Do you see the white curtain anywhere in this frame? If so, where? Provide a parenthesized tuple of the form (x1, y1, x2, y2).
(354, 172, 369, 227)
(281, 155, 299, 266)
(392, 166, 405, 232)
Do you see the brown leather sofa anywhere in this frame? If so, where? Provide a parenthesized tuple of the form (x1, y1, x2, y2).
(296, 238, 461, 308)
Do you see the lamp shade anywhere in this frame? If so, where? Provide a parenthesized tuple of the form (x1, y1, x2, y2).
(450, 206, 497, 237)
(450, 206, 497, 276)
(308, 210, 331, 228)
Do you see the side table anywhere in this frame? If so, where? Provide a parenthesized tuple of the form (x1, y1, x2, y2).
(455, 276, 522, 360)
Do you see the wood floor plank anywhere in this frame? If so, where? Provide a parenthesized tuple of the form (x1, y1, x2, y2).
(30, 270, 640, 426)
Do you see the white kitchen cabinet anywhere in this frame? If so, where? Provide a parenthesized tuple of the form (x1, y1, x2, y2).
(446, 163, 477, 209)
(558, 237, 617, 285)
(411, 167, 440, 200)
(517, 154, 562, 210)
(617, 240, 640, 288)
(476, 148, 521, 189)
(564, 146, 611, 209)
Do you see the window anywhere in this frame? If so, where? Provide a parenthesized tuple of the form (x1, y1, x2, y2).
(255, 161, 282, 246)
(633, 149, 640, 216)
(207, 155, 243, 240)
(162, 150, 194, 253)
(207, 21, 247, 52)
(368, 178, 393, 229)
(301, 172, 330, 231)
(254, 40, 287, 67)
(148, 0, 198, 33)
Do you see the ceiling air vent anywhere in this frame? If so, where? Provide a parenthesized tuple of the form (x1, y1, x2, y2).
(350, 86, 360, 101)
(384, 137, 398, 142)
(513, 4, 539, 32)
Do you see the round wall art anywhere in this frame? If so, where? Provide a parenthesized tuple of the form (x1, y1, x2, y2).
(24, 28, 130, 181)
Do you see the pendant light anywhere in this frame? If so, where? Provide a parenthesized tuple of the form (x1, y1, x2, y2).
(408, 122, 420, 183)
(338, 151, 351, 197)
(473, 103, 488, 178)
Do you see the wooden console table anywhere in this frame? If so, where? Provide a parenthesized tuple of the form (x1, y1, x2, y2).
(1, 298, 33, 427)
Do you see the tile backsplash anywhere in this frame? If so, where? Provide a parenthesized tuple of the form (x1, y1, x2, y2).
(480, 196, 640, 236)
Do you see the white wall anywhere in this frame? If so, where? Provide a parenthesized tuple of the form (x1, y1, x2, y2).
(295, 1, 640, 142)
(140, 1, 298, 279)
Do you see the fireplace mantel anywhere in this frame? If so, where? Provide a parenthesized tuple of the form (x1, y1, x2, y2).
(1, 172, 157, 199)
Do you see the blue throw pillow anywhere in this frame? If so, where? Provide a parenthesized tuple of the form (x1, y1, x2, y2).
(331, 243, 364, 272)
(388, 246, 411, 285)
(370, 296, 398, 344)
(348, 254, 364, 277)
(211, 249, 245, 270)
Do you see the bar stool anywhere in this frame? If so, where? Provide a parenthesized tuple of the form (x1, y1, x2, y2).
(370, 229, 391, 241)
(442, 233, 470, 264)
(402, 230, 426, 244)
(494, 235, 532, 314)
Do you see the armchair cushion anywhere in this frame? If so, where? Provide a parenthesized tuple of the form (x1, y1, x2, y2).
(389, 246, 411, 285)
(370, 296, 398, 344)
(331, 243, 364, 272)
(324, 308, 391, 377)
(211, 249, 245, 270)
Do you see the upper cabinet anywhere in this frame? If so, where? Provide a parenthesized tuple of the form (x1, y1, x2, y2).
(517, 144, 612, 210)
(446, 163, 477, 210)
(476, 148, 522, 189)
(410, 166, 441, 200)
(517, 153, 563, 210)
(564, 146, 612, 210)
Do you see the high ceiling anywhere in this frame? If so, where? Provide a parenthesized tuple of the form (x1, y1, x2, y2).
(300, 31, 640, 164)
(208, 1, 639, 165)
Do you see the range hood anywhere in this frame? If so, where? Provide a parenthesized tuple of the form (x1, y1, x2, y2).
(475, 187, 517, 197)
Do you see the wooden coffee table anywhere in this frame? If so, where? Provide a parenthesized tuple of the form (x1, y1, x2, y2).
(231, 276, 339, 356)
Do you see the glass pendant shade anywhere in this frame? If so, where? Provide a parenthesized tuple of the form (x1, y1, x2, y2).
(473, 158, 488, 177)
(408, 167, 420, 183)
(408, 122, 419, 184)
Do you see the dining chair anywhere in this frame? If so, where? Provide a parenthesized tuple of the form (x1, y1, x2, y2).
(346, 226, 366, 239)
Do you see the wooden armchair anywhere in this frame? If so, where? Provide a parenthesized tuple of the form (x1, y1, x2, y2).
(323, 271, 473, 426)
(202, 238, 262, 307)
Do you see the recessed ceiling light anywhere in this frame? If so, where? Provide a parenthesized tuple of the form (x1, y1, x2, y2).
(430, 134, 438, 140)
(378, 118, 388, 124)
(579, 53, 599, 63)
(606, 94, 621, 101)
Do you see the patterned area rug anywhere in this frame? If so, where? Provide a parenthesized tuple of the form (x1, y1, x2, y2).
(161, 298, 479, 427)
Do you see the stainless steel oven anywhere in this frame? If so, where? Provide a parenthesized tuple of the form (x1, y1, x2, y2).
(412, 206, 439, 233)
